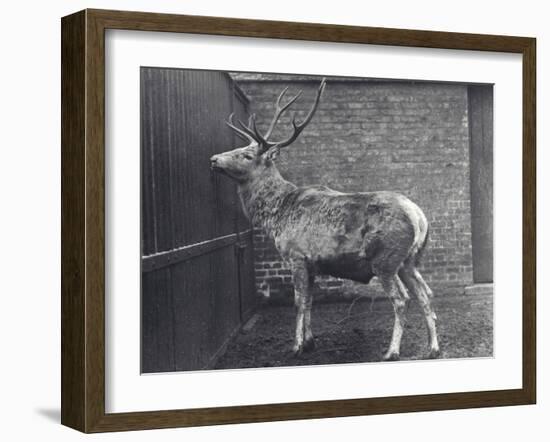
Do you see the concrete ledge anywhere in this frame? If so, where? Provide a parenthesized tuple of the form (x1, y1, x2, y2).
(464, 283, 494, 296)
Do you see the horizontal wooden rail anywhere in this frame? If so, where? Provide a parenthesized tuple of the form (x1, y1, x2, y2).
(142, 230, 252, 272)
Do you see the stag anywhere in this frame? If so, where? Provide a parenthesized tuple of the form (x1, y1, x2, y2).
(210, 79, 440, 361)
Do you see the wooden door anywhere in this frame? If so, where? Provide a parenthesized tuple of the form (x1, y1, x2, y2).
(140, 68, 255, 373)
(468, 85, 494, 283)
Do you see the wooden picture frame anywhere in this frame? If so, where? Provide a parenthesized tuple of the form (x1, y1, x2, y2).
(61, 8, 536, 433)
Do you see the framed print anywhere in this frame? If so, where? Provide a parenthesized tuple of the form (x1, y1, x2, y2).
(61, 9, 536, 433)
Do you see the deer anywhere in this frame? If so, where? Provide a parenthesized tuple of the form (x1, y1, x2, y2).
(210, 78, 440, 361)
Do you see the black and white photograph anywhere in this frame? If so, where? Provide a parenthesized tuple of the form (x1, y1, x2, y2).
(2, 0, 544, 438)
(140, 68, 493, 374)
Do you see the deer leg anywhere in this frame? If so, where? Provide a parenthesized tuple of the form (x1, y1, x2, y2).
(380, 274, 409, 361)
(290, 260, 314, 355)
(399, 265, 440, 359)
(302, 274, 316, 352)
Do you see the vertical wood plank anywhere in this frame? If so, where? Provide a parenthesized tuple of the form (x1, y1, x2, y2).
(140, 68, 157, 255)
(152, 70, 176, 252)
(141, 269, 176, 373)
(468, 85, 494, 283)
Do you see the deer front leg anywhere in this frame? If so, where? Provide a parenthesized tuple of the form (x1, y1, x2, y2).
(290, 260, 314, 355)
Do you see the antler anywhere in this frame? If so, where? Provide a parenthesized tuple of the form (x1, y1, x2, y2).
(263, 87, 303, 140)
(225, 113, 255, 143)
(225, 78, 326, 153)
(268, 78, 326, 149)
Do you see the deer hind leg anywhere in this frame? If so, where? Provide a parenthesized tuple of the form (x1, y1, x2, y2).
(302, 273, 315, 352)
(399, 265, 440, 359)
(379, 274, 410, 361)
(290, 260, 314, 355)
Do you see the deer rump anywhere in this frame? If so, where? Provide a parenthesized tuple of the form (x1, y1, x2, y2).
(270, 185, 429, 283)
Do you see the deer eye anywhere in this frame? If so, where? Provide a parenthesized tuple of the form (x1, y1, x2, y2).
(243, 153, 254, 160)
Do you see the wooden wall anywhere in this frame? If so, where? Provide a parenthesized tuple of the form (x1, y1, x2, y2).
(140, 68, 256, 373)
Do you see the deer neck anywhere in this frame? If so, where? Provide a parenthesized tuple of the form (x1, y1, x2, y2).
(238, 165, 296, 233)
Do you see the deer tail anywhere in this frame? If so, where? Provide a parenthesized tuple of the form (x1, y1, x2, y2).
(413, 224, 430, 266)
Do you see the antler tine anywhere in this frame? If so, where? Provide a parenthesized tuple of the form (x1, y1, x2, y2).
(270, 78, 326, 149)
(225, 112, 255, 143)
(263, 87, 303, 141)
(236, 115, 259, 139)
(250, 114, 271, 152)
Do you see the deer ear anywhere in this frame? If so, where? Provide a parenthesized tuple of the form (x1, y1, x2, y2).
(264, 146, 281, 161)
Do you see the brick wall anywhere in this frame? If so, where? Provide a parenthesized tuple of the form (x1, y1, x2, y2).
(231, 74, 474, 303)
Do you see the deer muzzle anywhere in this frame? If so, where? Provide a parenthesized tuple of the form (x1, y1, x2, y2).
(210, 155, 221, 170)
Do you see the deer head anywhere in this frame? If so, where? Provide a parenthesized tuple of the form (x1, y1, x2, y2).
(210, 78, 326, 183)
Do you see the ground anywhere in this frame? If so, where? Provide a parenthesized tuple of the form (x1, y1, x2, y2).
(214, 292, 493, 369)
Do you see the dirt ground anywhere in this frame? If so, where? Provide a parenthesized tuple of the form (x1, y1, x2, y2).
(214, 292, 493, 369)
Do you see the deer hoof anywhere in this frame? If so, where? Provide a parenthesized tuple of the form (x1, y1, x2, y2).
(427, 348, 441, 359)
(292, 345, 303, 357)
(302, 338, 315, 353)
(383, 352, 400, 362)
